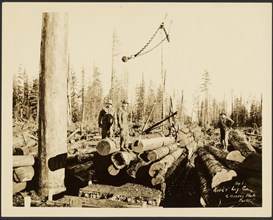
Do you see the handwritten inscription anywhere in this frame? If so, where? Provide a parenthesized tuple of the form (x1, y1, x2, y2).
(213, 180, 256, 207)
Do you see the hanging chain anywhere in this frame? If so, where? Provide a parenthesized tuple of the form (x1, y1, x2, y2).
(136, 36, 166, 58)
(122, 22, 169, 62)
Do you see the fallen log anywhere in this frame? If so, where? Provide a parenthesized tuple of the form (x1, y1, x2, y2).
(67, 161, 94, 174)
(193, 130, 204, 142)
(229, 130, 256, 157)
(111, 151, 137, 169)
(245, 132, 262, 137)
(197, 147, 237, 188)
(139, 132, 164, 139)
(149, 148, 186, 178)
(151, 152, 187, 186)
(177, 132, 192, 147)
(108, 164, 120, 176)
(132, 136, 175, 153)
(67, 128, 81, 142)
(204, 145, 246, 164)
(127, 157, 151, 179)
(195, 156, 220, 207)
(13, 182, 27, 194)
(147, 143, 178, 161)
(96, 138, 120, 156)
(179, 126, 190, 134)
(13, 155, 35, 167)
(13, 166, 35, 183)
(28, 134, 38, 141)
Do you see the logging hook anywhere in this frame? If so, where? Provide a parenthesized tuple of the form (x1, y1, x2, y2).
(160, 22, 170, 42)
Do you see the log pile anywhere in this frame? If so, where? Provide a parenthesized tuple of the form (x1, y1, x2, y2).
(12, 119, 262, 208)
(13, 154, 36, 194)
(191, 128, 261, 207)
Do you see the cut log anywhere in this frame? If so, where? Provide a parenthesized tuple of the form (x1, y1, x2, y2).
(245, 132, 262, 137)
(229, 130, 256, 157)
(149, 148, 186, 177)
(197, 147, 237, 188)
(147, 143, 178, 161)
(132, 136, 175, 153)
(205, 145, 246, 165)
(67, 161, 94, 174)
(193, 130, 204, 142)
(13, 181, 27, 194)
(96, 138, 120, 156)
(195, 156, 220, 207)
(28, 134, 38, 141)
(179, 126, 190, 134)
(151, 152, 187, 186)
(139, 132, 164, 139)
(13, 155, 35, 167)
(226, 150, 245, 163)
(177, 132, 191, 147)
(14, 166, 35, 182)
(111, 151, 137, 169)
(67, 128, 80, 141)
(108, 164, 120, 176)
(127, 157, 151, 179)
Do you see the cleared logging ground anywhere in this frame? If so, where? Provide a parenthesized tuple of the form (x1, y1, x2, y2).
(12, 121, 262, 208)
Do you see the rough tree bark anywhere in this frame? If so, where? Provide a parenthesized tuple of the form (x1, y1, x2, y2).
(204, 145, 246, 165)
(229, 130, 256, 158)
(149, 148, 186, 178)
(197, 147, 237, 188)
(151, 152, 187, 186)
(132, 136, 175, 153)
(147, 143, 178, 161)
(38, 13, 68, 197)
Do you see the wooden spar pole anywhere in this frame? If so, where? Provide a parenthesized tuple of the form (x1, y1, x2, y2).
(38, 13, 68, 197)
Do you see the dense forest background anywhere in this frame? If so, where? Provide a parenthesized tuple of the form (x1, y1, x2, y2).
(12, 62, 262, 132)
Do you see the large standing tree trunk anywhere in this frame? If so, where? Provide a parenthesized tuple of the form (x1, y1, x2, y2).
(38, 13, 68, 197)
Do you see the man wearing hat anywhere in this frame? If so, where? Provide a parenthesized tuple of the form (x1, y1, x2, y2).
(218, 112, 234, 151)
(98, 99, 116, 139)
(118, 100, 129, 151)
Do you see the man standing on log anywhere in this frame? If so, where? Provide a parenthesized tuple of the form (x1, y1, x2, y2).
(98, 99, 117, 139)
(118, 100, 129, 151)
(218, 112, 234, 151)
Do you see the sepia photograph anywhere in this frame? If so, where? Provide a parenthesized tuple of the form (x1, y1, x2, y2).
(1, 2, 272, 217)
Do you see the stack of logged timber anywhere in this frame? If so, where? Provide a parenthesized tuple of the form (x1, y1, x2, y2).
(13, 154, 35, 194)
(194, 128, 261, 207)
(94, 133, 189, 193)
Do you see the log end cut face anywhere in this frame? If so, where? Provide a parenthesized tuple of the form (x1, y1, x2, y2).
(211, 169, 237, 188)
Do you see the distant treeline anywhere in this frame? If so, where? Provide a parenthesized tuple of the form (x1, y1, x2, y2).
(12, 65, 262, 130)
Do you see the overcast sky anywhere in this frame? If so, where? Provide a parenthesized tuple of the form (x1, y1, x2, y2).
(3, 3, 271, 115)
